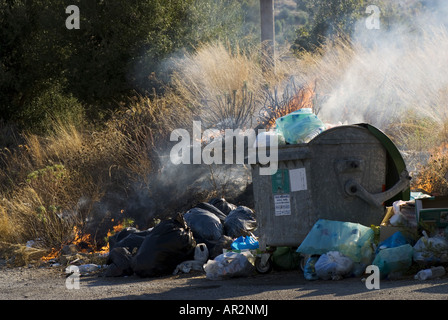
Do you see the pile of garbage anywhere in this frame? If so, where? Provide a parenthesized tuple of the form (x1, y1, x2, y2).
(104, 198, 259, 278)
(84, 189, 448, 283)
(298, 196, 448, 281)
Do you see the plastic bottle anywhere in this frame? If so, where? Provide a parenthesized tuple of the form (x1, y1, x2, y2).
(414, 266, 446, 280)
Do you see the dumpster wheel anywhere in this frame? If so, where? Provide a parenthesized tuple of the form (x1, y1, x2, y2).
(255, 253, 273, 274)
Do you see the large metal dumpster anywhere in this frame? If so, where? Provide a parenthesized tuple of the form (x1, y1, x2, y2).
(251, 124, 411, 253)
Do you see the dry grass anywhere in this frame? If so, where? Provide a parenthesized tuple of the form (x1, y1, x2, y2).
(0, 91, 190, 248)
(170, 42, 298, 129)
(411, 144, 448, 196)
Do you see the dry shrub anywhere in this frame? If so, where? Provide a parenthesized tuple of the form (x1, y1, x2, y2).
(170, 42, 296, 129)
(0, 91, 190, 248)
(411, 145, 448, 196)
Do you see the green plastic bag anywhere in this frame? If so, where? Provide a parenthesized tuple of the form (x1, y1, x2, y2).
(372, 244, 413, 278)
(275, 108, 326, 144)
(272, 247, 301, 270)
(296, 219, 374, 263)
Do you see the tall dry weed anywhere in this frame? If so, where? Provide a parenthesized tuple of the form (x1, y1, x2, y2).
(0, 88, 193, 247)
(170, 42, 297, 129)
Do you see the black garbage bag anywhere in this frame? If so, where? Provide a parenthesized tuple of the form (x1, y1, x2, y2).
(108, 227, 151, 251)
(108, 227, 139, 250)
(132, 214, 196, 277)
(208, 198, 237, 216)
(208, 235, 234, 260)
(223, 206, 257, 238)
(114, 233, 147, 253)
(106, 247, 133, 277)
(183, 207, 224, 243)
(195, 202, 227, 222)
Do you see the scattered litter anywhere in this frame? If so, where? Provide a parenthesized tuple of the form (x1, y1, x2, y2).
(173, 260, 205, 275)
(203, 251, 255, 280)
(172, 242, 210, 275)
(77, 263, 101, 275)
(296, 219, 374, 263)
(194, 243, 209, 263)
(413, 231, 448, 266)
(372, 244, 413, 279)
(314, 251, 354, 281)
(303, 255, 319, 280)
(231, 236, 259, 251)
(414, 266, 446, 280)
(389, 200, 417, 227)
(271, 247, 301, 271)
(377, 231, 408, 252)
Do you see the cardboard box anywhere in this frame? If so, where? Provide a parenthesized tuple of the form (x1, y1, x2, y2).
(416, 196, 448, 228)
(379, 225, 401, 242)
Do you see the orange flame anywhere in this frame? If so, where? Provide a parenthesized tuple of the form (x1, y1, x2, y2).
(40, 213, 127, 261)
(261, 84, 316, 130)
(40, 247, 61, 261)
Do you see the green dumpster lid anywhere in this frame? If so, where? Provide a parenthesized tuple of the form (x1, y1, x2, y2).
(356, 123, 410, 203)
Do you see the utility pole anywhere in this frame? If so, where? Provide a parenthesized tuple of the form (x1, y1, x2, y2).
(260, 0, 275, 73)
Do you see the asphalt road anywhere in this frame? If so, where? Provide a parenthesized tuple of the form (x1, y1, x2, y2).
(1, 266, 447, 301)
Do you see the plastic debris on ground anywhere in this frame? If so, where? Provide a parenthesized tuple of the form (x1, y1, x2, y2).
(376, 231, 408, 253)
(271, 247, 301, 271)
(203, 250, 255, 280)
(414, 266, 446, 280)
(303, 255, 319, 280)
(413, 231, 448, 266)
(314, 251, 354, 281)
(389, 200, 418, 227)
(231, 236, 259, 251)
(103, 198, 260, 278)
(372, 244, 414, 279)
(275, 108, 326, 144)
(173, 243, 209, 275)
(296, 219, 374, 264)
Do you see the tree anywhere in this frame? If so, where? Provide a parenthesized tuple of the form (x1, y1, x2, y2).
(292, 0, 366, 52)
(0, 0, 246, 132)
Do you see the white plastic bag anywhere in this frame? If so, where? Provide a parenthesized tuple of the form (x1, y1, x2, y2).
(314, 251, 354, 280)
(413, 231, 448, 265)
(203, 251, 255, 280)
(194, 243, 209, 263)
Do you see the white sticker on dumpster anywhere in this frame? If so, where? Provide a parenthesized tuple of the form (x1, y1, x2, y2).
(274, 194, 291, 216)
(289, 168, 307, 192)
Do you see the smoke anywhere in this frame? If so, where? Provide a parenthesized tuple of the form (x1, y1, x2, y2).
(307, 2, 448, 132)
(116, 1, 448, 229)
